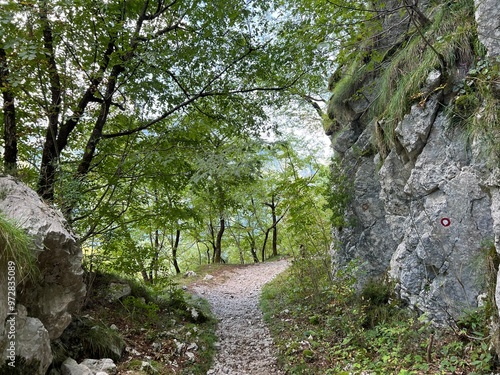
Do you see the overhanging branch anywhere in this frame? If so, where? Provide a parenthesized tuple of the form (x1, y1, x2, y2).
(102, 74, 303, 139)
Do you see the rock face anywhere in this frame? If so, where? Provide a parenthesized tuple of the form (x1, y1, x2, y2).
(0, 176, 86, 374)
(474, 0, 500, 58)
(328, 0, 500, 325)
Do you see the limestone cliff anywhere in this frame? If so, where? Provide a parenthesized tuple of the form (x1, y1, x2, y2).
(328, 0, 500, 325)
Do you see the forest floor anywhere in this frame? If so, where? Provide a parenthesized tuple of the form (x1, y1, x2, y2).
(188, 258, 290, 375)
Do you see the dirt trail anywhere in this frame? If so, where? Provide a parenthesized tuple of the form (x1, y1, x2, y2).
(190, 259, 289, 375)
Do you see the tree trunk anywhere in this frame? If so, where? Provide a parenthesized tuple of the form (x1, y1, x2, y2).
(37, 4, 62, 201)
(77, 65, 124, 177)
(261, 228, 270, 262)
(271, 196, 278, 257)
(208, 219, 216, 263)
(141, 270, 151, 284)
(213, 217, 225, 263)
(0, 48, 17, 175)
(172, 229, 181, 274)
(228, 223, 245, 264)
(247, 233, 259, 263)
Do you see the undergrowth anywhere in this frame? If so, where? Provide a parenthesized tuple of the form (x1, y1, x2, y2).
(261, 259, 497, 374)
(449, 55, 500, 159)
(52, 270, 217, 375)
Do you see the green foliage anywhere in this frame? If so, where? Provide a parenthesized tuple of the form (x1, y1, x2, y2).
(326, 157, 353, 228)
(83, 322, 125, 361)
(72, 268, 217, 374)
(450, 56, 500, 158)
(261, 257, 497, 373)
(327, 57, 368, 122)
(123, 296, 160, 323)
(0, 211, 38, 282)
(374, 0, 477, 128)
(64, 316, 125, 362)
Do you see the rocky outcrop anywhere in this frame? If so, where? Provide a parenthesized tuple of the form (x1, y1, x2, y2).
(0, 176, 86, 374)
(474, 0, 500, 58)
(328, 0, 500, 324)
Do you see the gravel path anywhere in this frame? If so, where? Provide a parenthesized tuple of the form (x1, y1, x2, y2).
(191, 259, 289, 375)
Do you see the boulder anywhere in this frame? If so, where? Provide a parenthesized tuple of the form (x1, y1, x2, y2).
(0, 176, 86, 340)
(0, 176, 86, 374)
(106, 282, 131, 302)
(61, 358, 92, 375)
(0, 304, 53, 375)
(80, 358, 117, 375)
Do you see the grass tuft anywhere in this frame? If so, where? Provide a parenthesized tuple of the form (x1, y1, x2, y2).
(328, 0, 480, 152)
(0, 211, 38, 283)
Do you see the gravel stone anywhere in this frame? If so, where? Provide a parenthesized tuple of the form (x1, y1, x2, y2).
(192, 259, 289, 375)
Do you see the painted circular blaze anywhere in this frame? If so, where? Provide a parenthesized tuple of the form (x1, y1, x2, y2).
(440, 217, 451, 227)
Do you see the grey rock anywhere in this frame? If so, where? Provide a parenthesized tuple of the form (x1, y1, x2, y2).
(61, 358, 92, 375)
(475, 0, 500, 57)
(390, 165, 493, 322)
(80, 358, 117, 375)
(0, 177, 85, 375)
(106, 282, 131, 302)
(1, 304, 52, 375)
(395, 93, 441, 160)
(332, 125, 397, 285)
(422, 70, 442, 93)
(490, 187, 500, 316)
(404, 113, 468, 196)
(140, 361, 156, 373)
(328, 0, 500, 330)
(0, 176, 85, 340)
(333, 102, 496, 323)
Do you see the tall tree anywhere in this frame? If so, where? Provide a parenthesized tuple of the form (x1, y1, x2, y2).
(0, 0, 329, 204)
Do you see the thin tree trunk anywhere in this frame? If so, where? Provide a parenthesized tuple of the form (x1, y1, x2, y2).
(228, 222, 245, 264)
(208, 219, 216, 263)
(141, 270, 151, 284)
(77, 65, 124, 177)
(261, 228, 270, 262)
(214, 217, 225, 263)
(0, 48, 17, 175)
(172, 229, 181, 274)
(247, 233, 259, 263)
(271, 196, 278, 257)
